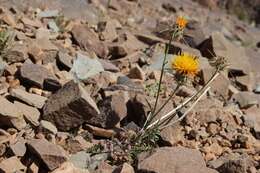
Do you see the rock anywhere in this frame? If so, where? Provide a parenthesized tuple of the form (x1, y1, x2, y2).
(21, 17, 42, 28)
(10, 88, 47, 109)
(217, 154, 255, 173)
(34, 38, 58, 51)
(243, 107, 260, 139)
(43, 80, 100, 131)
(4, 43, 28, 63)
(69, 151, 91, 170)
(160, 122, 184, 146)
(201, 68, 230, 99)
(19, 63, 57, 89)
(0, 96, 26, 130)
(51, 162, 90, 173)
(0, 58, 6, 77)
(184, 20, 206, 47)
(232, 92, 258, 109)
(128, 65, 145, 80)
(71, 24, 108, 58)
(28, 161, 39, 173)
(114, 163, 134, 173)
(138, 147, 218, 173)
(27, 139, 68, 171)
(0, 156, 26, 172)
(35, 28, 51, 40)
(9, 138, 26, 157)
(38, 10, 59, 18)
(14, 101, 40, 126)
(98, 19, 119, 41)
(92, 91, 128, 128)
(39, 120, 58, 135)
(88, 153, 109, 171)
(98, 59, 119, 72)
(236, 73, 256, 91)
(70, 52, 104, 81)
(0, 10, 16, 27)
(57, 52, 73, 71)
(108, 32, 147, 59)
(198, 32, 251, 74)
(94, 161, 114, 173)
(65, 136, 93, 154)
(48, 20, 60, 33)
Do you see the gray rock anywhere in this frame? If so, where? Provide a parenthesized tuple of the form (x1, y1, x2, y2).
(10, 88, 47, 109)
(19, 63, 56, 89)
(138, 147, 218, 173)
(9, 138, 26, 157)
(70, 52, 104, 81)
(35, 28, 51, 40)
(43, 80, 100, 131)
(38, 10, 59, 18)
(27, 139, 68, 171)
(98, 59, 119, 72)
(69, 151, 91, 170)
(88, 153, 108, 171)
(14, 101, 40, 126)
(232, 92, 258, 109)
(57, 51, 73, 71)
(39, 120, 58, 134)
(48, 20, 60, 32)
(0, 96, 26, 130)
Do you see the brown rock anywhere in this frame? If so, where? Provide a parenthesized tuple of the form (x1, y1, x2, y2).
(4, 43, 28, 63)
(10, 88, 47, 109)
(72, 24, 108, 58)
(114, 163, 134, 173)
(19, 63, 57, 89)
(0, 96, 26, 130)
(14, 101, 40, 126)
(94, 161, 113, 173)
(138, 147, 218, 173)
(0, 156, 26, 173)
(243, 106, 260, 139)
(27, 139, 68, 171)
(128, 65, 145, 80)
(91, 91, 128, 128)
(51, 162, 89, 173)
(43, 80, 100, 131)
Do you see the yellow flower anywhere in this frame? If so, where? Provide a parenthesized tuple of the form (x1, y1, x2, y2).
(171, 53, 199, 76)
(176, 16, 187, 29)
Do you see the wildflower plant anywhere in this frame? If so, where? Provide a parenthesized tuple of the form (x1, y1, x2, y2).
(131, 15, 227, 156)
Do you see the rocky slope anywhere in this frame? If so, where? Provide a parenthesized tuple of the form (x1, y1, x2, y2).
(0, 0, 259, 172)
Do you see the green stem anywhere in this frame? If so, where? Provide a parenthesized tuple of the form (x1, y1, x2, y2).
(145, 30, 176, 128)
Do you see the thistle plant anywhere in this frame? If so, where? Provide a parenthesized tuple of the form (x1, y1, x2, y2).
(131, 16, 227, 155)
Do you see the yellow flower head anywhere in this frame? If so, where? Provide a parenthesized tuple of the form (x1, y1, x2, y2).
(171, 53, 199, 76)
(176, 16, 187, 29)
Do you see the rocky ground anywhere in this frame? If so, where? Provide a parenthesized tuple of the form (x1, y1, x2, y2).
(0, 0, 259, 172)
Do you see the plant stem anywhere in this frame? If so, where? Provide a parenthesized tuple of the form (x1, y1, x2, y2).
(146, 70, 220, 130)
(144, 30, 176, 129)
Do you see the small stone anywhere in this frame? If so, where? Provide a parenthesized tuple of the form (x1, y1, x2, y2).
(9, 138, 26, 157)
(28, 162, 39, 173)
(39, 120, 58, 135)
(51, 162, 89, 173)
(21, 17, 42, 28)
(20, 63, 57, 89)
(69, 151, 91, 170)
(70, 52, 104, 81)
(65, 136, 93, 154)
(10, 88, 47, 109)
(232, 92, 258, 109)
(98, 59, 119, 72)
(35, 28, 51, 40)
(48, 20, 60, 33)
(114, 163, 135, 173)
(57, 52, 73, 71)
(0, 96, 26, 130)
(4, 44, 28, 63)
(128, 65, 145, 80)
(0, 156, 26, 172)
(38, 10, 59, 18)
(14, 101, 40, 126)
(27, 139, 68, 171)
(71, 25, 108, 58)
(206, 123, 220, 135)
